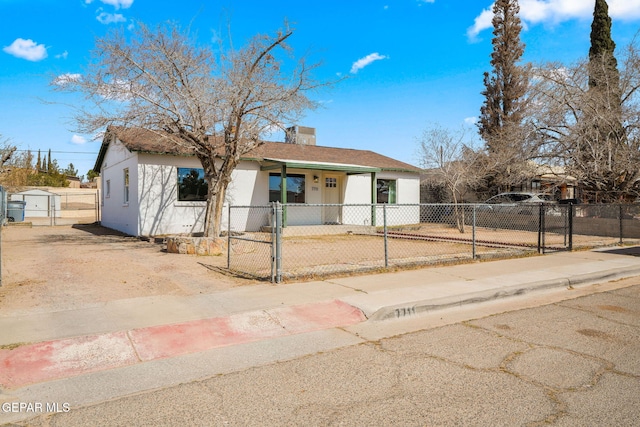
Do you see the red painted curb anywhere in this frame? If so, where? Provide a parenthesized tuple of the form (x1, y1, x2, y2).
(0, 300, 365, 389)
(0, 332, 138, 389)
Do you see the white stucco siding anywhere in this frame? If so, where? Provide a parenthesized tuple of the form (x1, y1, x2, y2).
(342, 172, 421, 227)
(380, 172, 420, 226)
(225, 162, 270, 232)
(136, 154, 205, 235)
(100, 138, 140, 236)
(136, 155, 270, 235)
(277, 169, 321, 226)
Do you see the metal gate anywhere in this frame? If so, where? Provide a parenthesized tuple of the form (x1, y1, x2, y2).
(227, 204, 280, 282)
(539, 203, 573, 253)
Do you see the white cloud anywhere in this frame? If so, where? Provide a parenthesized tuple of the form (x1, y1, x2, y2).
(55, 51, 69, 60)
(3, 38, 47, 61)
(101, 0, 133, 9)
(87, 0, 133, 9)
(464, 117, 478, 125)
(468, 0, 640, 40)
(467, 7, 494, 41)
(417, 0, 435, 4)
(53, 73, 81, 86)
(71, 135, 87, 145)
(97, 11, 126, 24)
(350, 52, 388, 74)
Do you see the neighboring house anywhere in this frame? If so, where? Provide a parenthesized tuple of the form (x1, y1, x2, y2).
(530, 164, 577, 200)
(66, 176, 81, 188)
(94, 127, 422, 237)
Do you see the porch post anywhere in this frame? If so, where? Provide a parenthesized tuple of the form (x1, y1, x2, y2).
(280, 164, 287, 227)
(371, 172, 377, 227)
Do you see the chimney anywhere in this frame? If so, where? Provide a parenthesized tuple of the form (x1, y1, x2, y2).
(285, 126, 316, 145)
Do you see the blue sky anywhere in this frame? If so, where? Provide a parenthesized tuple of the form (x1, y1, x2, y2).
(1, 0, 640, 178)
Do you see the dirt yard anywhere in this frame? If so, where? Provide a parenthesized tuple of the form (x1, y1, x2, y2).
(0, 224, 250, 316)
(0, 222, 627, 315)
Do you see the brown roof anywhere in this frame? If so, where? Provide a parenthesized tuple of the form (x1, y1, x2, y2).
(94, 127, 420, 173)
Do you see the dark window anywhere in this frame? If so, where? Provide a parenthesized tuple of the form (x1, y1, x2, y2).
(177, 168, 208, 201)
(269, 173, 306, 203)
(377, 179, 396, 204)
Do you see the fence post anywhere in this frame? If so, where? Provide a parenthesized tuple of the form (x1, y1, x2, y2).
(275, 201, 283, 283)
(383, 203, 388, 268)
(472, 204, 476, 259)
(568, 203, 573, 251)
(0, 222, 2, 287)
(619, 204, 624, 244)
(537, 203, 543, 254)
(227, 204, 232, 270)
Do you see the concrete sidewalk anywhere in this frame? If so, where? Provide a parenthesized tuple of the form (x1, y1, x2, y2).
(1, 246, 640, 391)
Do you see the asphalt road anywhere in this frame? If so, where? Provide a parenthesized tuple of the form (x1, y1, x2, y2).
(9, 281, 640, 426)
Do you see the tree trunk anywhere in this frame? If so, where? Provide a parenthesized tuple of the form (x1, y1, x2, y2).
(200, 152, 236, 238)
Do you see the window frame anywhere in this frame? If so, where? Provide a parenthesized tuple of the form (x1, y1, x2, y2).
(376, 178, 397, 204)
(269, 173, 307, 204)
(123, 168, 129, 205)
(177, 167, 208, 202)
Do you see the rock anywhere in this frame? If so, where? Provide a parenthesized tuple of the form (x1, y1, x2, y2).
(165, 236, 226, 256)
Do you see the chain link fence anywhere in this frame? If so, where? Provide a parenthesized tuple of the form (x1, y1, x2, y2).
(226, 205, 276, 281)
(227, 202, 640, 282)
(8, 190, 100, 225)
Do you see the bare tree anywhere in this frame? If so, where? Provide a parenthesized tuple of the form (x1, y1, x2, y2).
(0, 135, 16, 173)
(54, 21, 322, 237)
(528, 35, 640, 201)
(417, 125, 488, 232)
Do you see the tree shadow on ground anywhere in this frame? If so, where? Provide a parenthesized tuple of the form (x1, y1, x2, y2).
(599, 246, 640, 257)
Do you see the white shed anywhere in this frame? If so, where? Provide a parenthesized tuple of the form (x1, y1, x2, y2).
(10, 189, 62, 218)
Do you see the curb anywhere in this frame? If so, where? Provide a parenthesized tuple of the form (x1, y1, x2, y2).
(0, 300, 365, 390)
(364, 266, 640, 322)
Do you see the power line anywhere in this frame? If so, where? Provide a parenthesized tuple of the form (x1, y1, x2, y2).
(14, 150, 98, 155)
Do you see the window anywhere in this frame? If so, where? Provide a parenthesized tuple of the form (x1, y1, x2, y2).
(325, 177, 337, 188)
(377, 179, 396, 204)
(177, 168, 208, 201)
(269, 173, 306, 203)
(105, 180, 111, 198)
(123, 168, 129, 204)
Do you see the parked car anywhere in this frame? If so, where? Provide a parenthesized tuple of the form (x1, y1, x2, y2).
(481, 192, 559, 215)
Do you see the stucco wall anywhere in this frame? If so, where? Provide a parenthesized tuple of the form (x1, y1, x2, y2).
(342, 172, 421, 227)
(100, 138, 140, 236)
(99, 139, 421, 235)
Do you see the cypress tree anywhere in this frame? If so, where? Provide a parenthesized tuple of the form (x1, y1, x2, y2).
(589, 0, 618, 89)
(580, 0, 626, 201)
(478, 0, 529, 191)
(36, 150, 41, 172)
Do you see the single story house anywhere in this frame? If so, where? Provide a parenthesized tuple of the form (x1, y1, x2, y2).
(94, 127, 421, 236)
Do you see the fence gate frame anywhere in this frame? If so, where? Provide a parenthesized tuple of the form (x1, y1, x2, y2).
(227, 203, 281, 282)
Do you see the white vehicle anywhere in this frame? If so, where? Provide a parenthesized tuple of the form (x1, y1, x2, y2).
(482, 192, 558, 215)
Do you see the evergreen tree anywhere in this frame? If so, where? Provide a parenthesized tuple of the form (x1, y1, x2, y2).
(47, 149, 52, 173)
(478, 0, 529, 191)
(579, 0, 626, 201)
(36, 150, 42, 171)
(589, 0, 618, 89)
(63, 163, 78, 177)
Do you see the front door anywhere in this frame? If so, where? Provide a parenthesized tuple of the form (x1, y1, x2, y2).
(323, 175, 341, 224)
